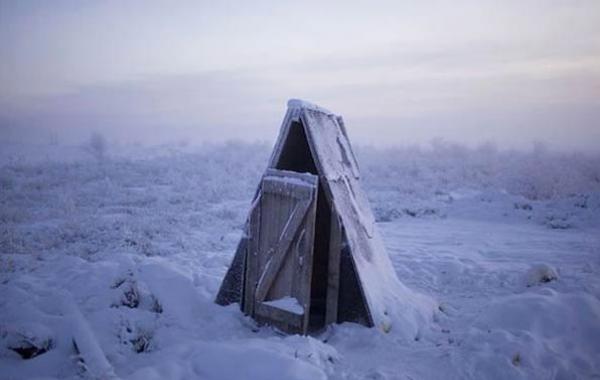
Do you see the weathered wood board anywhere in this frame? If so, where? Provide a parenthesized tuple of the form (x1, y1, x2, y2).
(247, 169, 318, 334)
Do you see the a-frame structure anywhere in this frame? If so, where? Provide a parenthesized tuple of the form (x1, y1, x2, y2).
(216, 99, 431, 336)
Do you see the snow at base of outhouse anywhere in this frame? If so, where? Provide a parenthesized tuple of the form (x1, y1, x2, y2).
(263, 297, 304, 316)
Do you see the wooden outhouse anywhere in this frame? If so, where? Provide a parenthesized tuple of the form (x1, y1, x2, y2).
(216, 99, 424, 335)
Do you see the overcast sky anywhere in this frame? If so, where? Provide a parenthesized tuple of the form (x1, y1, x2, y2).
(1, 0, 599, 151)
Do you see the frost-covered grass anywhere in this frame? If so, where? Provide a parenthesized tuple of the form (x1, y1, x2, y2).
(0, 142, 268, 259)
(359, 141, 600, 201)
(1, 142, 599, 379)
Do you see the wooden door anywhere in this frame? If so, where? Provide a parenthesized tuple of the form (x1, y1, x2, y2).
(243, 168, 318, 334)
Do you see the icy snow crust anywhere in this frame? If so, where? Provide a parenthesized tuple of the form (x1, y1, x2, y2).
(1, 142, 600, 379)
(263, 297, 304, 315)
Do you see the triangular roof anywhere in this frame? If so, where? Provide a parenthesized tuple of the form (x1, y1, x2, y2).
(217, 99, 433, 338)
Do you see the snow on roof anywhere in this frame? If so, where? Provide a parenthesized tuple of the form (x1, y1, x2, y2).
(287, 99, 336, 116)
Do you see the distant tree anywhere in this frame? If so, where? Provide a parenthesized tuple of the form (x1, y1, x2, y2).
(88, 132, 107, 161)
(49, 131, 59, 146)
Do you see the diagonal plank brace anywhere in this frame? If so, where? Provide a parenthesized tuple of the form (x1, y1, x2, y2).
(255, 198, 312, 302)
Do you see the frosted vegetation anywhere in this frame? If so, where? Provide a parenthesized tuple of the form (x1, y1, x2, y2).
(359, 141, 600, 202)
(1, 140, 599, 379)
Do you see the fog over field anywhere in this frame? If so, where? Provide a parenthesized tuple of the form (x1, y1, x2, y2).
(1, 1, 600, 151)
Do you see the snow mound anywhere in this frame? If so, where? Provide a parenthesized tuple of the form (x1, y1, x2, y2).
(0, 323, 54, 360)
(467, 289, 600, 378)
(127, 339, 328, 380)
(524, 264, 559, 287)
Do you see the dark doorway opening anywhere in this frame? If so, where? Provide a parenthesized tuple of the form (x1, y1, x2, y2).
(275, 121, 331, 331)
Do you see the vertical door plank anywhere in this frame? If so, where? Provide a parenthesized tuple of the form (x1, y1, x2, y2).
(243, 195, 261, 316)
(297, 189, 317, 333)
(325, 207, 341, 325)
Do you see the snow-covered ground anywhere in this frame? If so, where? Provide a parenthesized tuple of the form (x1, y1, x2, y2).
(1, 141, 599, 379)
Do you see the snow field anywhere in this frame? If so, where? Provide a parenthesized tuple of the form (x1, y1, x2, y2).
(1, 141, 599, 379)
